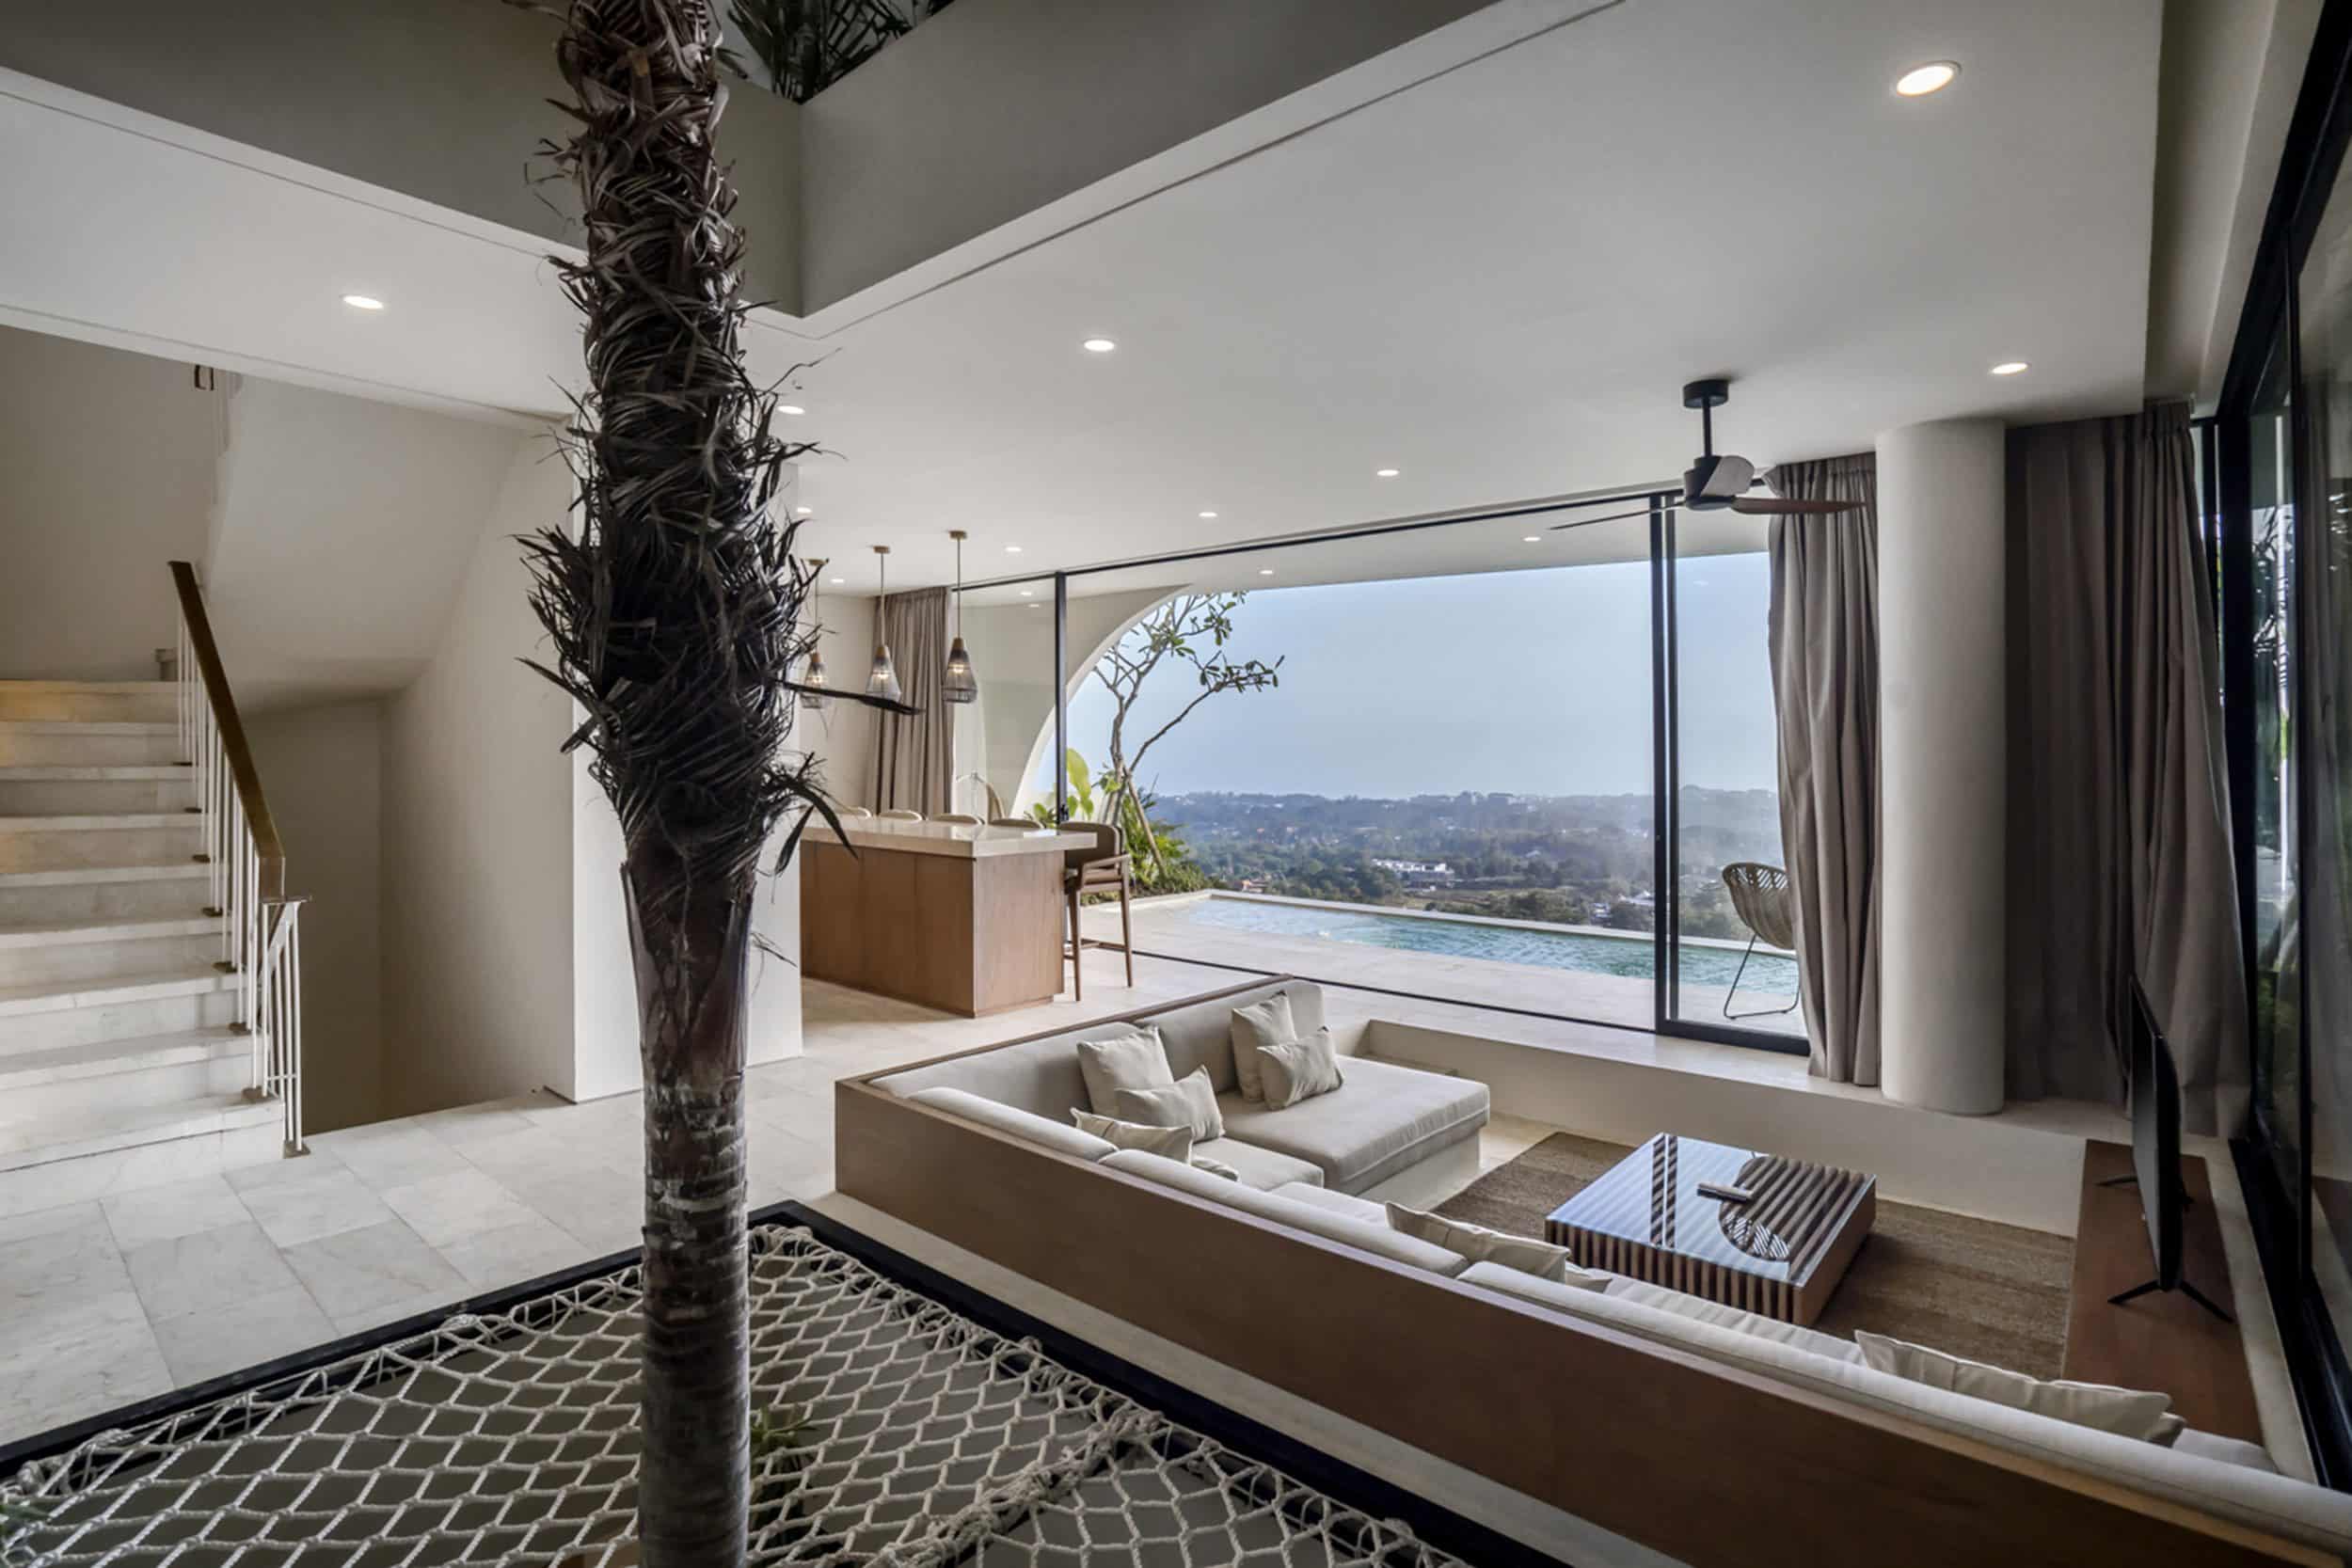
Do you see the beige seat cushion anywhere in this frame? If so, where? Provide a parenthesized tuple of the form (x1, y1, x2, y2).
(1198, 1139, 1323, 1190)
(1102, 1149, 1469, 1275)
(1387, 1202, 1588, 1285)
(1603, 1278, 1862, 1363)
(1272, 1181, 1386, 1223)
(908, 1087, 1117, 1163)
(1216, 1055, 1488, 1194)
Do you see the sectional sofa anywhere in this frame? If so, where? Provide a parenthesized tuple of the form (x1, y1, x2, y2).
(835, 976, 2352, 1566)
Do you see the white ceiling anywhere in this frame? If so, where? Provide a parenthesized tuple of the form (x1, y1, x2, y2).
(0, 0, 2173, 596)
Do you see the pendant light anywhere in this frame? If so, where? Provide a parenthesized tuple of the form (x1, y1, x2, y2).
(798, 559, 830, 710)
(867, 546, 904, 704)
(943, 530, 979, 704)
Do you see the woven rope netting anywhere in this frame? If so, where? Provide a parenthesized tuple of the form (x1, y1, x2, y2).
(1, 1225, 1469, 1568)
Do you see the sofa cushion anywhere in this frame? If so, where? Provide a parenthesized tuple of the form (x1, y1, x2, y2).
(1604, 1278, 1863, 1363)
(1258, 1028, 1345, 1110)
(1856, 1331, 2184, 1446)
(1071, 1109, 1193, 1162)
(1216, 1055, 1488, 1194)
(1149, 980, 1328, 1095)
(1200, 1139, 1323, 1190)
(1102, 1148, 1469, 1275)
(1230, 992, 1298, 1102)
(880, 1031, 1093, 1119)
(1115, 1067, 1226, 1141)
(1077, 1026, 1174, 1117)
(1272, 1181, 1387, 1223)
(1388, 1202, 1585, 1285)
(908, 1087, 1117, 1163)
(2175, 1430, 2280, 1474)
(1454, 1262, 2352, 1557)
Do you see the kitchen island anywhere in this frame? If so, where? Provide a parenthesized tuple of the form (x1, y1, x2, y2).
(799, 818, 1091, 1016)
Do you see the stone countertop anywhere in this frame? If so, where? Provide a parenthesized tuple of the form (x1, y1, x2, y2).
(803, 818, 1093, 860)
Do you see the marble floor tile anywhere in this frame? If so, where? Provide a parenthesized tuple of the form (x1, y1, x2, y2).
(456, 1123, 632, 1189)
(151, 1283, 333, 1386)
(125, 1219, 296, 1323)
(0, 1221, 134, 1347)
(411, 1102, 541, 1149)
(313, 1123, 474, 1192)
(378, 1169, 540, 1249)
(100, 1175, 252, 1252)
(279, 1218, 464, 1324)
(435, 1216, 600, 1291)
(508, 1169, 643, 1257)
(0, 1198, 103, 1247)
(234, 1164, 397, 1250)
(0, 1291, 168, 1447)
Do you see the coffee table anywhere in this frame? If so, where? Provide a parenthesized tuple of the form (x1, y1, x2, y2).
(1544, 1133, 1875, 1325)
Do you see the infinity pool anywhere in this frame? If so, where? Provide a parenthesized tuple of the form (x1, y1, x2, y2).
(1175, 895, 1800, 994)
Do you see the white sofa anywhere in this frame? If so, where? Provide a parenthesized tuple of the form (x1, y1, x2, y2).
(869, 978, 2352, 1560)
(877, 976, 1491, 1204)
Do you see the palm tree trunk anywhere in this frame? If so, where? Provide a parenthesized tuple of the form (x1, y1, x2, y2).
(626, 863, 752, 1566)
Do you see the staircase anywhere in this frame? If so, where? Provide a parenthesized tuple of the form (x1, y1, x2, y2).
(0, 589, 307, 1212)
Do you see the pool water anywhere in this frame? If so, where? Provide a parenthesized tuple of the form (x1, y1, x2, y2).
(1177, 896, 1800, 995)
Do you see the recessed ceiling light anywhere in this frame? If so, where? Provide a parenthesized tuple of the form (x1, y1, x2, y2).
(779, 404, 805, 416)
(1990, 360, 2030, 376)
(1020, 589, 1035, 597)
(830, 577, 845, 585)
(1375, 467, 1401, 479)
(341, 293, 385, 311)
(1199, 510, 1218, 519)
(1005, 545, 1023, 554)
(1259, 567, 1275, 576)
(1523, 535, 1541, 543)
(1082, 338, 1117, 354)
(1894, 61, 1959, 97)
(794, 505, 813, 515)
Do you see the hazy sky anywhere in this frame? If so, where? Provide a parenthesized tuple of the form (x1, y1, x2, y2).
(1053, 555, 1777, 800)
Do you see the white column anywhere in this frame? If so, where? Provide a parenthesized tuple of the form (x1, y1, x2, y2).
(1877, 419, 2007, 1115)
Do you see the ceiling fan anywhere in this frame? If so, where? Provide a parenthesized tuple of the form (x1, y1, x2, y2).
(1549, 379, 1868, 532)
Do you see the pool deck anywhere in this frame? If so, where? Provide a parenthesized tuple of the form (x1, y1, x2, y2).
(1082, 893, 1808, 1041)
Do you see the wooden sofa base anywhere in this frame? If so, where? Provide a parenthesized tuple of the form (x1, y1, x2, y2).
(834, 984, 2330, 1568)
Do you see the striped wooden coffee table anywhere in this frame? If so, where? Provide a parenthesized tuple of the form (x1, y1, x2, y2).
(1544, 1132, 1875, 1325)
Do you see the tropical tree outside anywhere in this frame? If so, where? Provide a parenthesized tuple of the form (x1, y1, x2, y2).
(520, 3, 862, 1561)
(1088, 593, 1282, 881)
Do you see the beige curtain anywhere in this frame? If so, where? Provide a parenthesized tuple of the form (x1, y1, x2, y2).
(2007, 404, 2249, 1135)
(870, 586, 951, 816)
(1767, 454, 1881, 1085)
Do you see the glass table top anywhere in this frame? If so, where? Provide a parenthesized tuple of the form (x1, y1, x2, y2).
(1545, 1133, 1872, 1284)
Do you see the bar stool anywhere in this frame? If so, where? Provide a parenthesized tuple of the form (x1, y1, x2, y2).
(879, 809, 924, 821)
(934, 814, 983, 826)
(1059, 822, 1134, 1000)
(839, 806, 873, 819)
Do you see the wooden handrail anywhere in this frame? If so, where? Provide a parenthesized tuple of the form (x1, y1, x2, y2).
(168, 561, 285, 901)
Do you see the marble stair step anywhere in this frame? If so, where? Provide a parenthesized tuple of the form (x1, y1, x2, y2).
(0, 682, 178, 723)
(0, 1090, 278, 1173)
(0, 721, 183, 766)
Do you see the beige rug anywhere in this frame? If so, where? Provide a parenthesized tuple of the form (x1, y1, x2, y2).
(1438, 1132, 2074, 1377)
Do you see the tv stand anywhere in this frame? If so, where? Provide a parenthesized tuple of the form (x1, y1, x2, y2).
(2107, 1275, 2234, 1323)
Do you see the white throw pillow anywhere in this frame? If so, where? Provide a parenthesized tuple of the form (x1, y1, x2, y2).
(1228, 992, 1296, 1102)
(1256, 1026, 1344, 1110)
(1853, 1331, 2185, 1445)
(1076, 1025, 1173, 1117)
(1070, 1109, 1194, 1162)
(1191, 1156, 1243, 1181)
(1113, 1067, 1226, 1142)
(1386, 1202, 1596, 1286)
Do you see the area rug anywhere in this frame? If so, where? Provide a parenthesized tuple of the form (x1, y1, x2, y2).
(1439, 1132, 2074, 1377)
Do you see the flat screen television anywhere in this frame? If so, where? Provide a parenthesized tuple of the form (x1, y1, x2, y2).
(2111, 978, 2231, 1322)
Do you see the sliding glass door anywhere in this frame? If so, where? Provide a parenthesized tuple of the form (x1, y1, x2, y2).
(1657, 507, 1805, 1052)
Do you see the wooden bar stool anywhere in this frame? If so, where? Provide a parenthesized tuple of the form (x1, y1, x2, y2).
(1058, 822, 1134, 1000)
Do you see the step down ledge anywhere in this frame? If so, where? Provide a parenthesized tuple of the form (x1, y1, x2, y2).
(0, 1093, 276, 1169)
(0, 1028, 246, 1089)
(0, 814, 194, 832)
(0, 968, 236, 1017)
(0, 915, 225, 948)
(0, 864, 212, 888)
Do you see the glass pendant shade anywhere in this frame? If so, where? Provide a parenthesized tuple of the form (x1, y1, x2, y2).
(943, 636, 978, 704)
(798, 646, 830, 710)
(867, 641, 903, 704)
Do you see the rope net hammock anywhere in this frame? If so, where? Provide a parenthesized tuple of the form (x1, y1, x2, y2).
(2, 1224, 1467, 1568)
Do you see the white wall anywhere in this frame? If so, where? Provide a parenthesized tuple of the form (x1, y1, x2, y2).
(205, 377, 526, 711)
(799, 595, 878, 809)
(379, 442, 577, 1115)
(247, 698, 385, 1134)
(0, 325, 223, 679)
(958, 586, 1180, 814)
